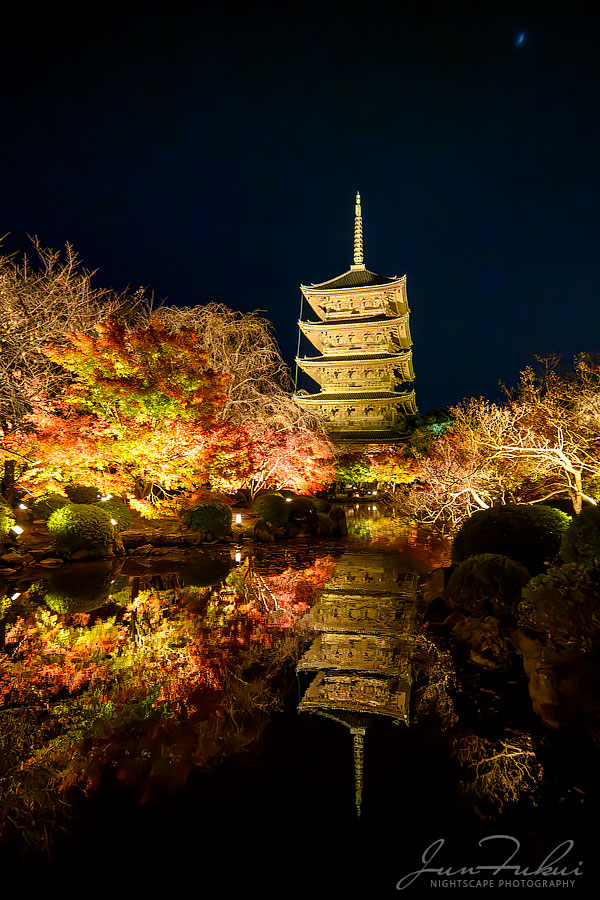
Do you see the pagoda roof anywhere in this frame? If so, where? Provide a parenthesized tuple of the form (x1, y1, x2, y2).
(302, 268, 403, 291)
(300, 313, 396, 327)
(299, 314, 407, 331)
(328, 430, 408, 443)
(298, 352, 411, 364)
(295, 391, 411, 401)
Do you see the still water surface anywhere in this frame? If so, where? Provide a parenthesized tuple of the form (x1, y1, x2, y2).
(3, 517, 598, 893)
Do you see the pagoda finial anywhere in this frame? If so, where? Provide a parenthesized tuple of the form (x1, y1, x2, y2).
(352, 190, 365, 270)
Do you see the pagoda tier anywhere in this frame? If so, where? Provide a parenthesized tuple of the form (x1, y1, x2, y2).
(293, 192, 417, 439)
(300, 272, 408, 321)
(294, 390, 417, 431)
(297, 351, 414, 393)
(298, 314, 411, 356)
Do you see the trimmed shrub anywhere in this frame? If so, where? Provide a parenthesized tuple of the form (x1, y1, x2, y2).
(252, 493, 292, 526)
(518, 563, 600, 651)
(560, 506, 600, 566)
(64, 483, 101, 504)
(98, 498, 132, 532)
(32, 492, 69, 521)
(446, 553, 530, 618)
(0, 498, 15, 538)
(314, 499, 332, 514)
(179, 501, 232, 539)
(47, 503, 115, 556)
(452, 504, 571, 575)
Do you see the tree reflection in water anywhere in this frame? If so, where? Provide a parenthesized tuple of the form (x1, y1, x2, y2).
(0, 546, 340, 852)
(0, 527, 598, 884)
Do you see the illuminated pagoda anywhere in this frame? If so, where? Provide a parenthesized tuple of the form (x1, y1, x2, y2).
(294, 192, 417, 442)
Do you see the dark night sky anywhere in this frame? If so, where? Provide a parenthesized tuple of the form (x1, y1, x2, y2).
(1, 4, 598, 412)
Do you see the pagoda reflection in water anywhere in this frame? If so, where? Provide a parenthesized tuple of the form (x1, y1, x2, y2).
(296, 550, 420, 815)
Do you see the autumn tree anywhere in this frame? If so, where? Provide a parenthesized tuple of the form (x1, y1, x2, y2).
(151, 302, 320, 432)
(0, 239, 148, 430)
(483, 355, 600, 514)
(3, 318, 240, 510)
(404, 355, 600, 533)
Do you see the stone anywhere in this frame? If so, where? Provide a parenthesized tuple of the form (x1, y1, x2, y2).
(70, 549, 97, 560)
(329, 506, 348, 535)
(37, 558, 64, 567)
(451, 614, 514, 670)
(1, 552, 26, 567)
(254, 520, 274, 543)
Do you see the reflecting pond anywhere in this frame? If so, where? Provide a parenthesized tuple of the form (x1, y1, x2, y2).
(1, 518, 598, 893)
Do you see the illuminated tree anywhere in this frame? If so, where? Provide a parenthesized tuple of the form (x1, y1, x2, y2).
(152, 302, 321, 432)
(0, 240, 148, 430)
(2, 319, 236, 509)
(405, 355, 600, 532)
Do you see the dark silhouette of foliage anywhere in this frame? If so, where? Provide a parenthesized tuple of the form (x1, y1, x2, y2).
(446, 553, 530, 618)
(252, 493, 293, 525)
(65, 483, 101, 504)
(560, 506, 600, 566)
(518, 563, 600, 650)
(31, 492, 69, 520)
(452, 504, 571, 574)
(179, 501, 232, 538)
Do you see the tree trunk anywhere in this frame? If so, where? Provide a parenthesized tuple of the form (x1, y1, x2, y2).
(572, 471, 583, 515)
(1, 460, 15, 504)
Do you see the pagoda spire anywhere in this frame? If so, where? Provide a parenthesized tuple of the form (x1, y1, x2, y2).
(351, 191, 365, 270)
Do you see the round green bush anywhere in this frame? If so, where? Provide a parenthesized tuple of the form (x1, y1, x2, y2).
(0, 498, 15, 538)
(446, 553, 531, 618)
(518, 563, 600, 651)
(64, 483, 101, 504)
(179, 501, 232, 539)
(47, 503, 115, 555)
(314, 499, 332, 514)
(32, 492, 69, 520)
(252, 493, 292, 525)
(98, 498, 132, 531)
(452, 504, 571, 575)
(560, 506, 600, 566)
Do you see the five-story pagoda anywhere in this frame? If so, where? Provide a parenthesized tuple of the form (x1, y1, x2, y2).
(294, 193, 417, 443)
